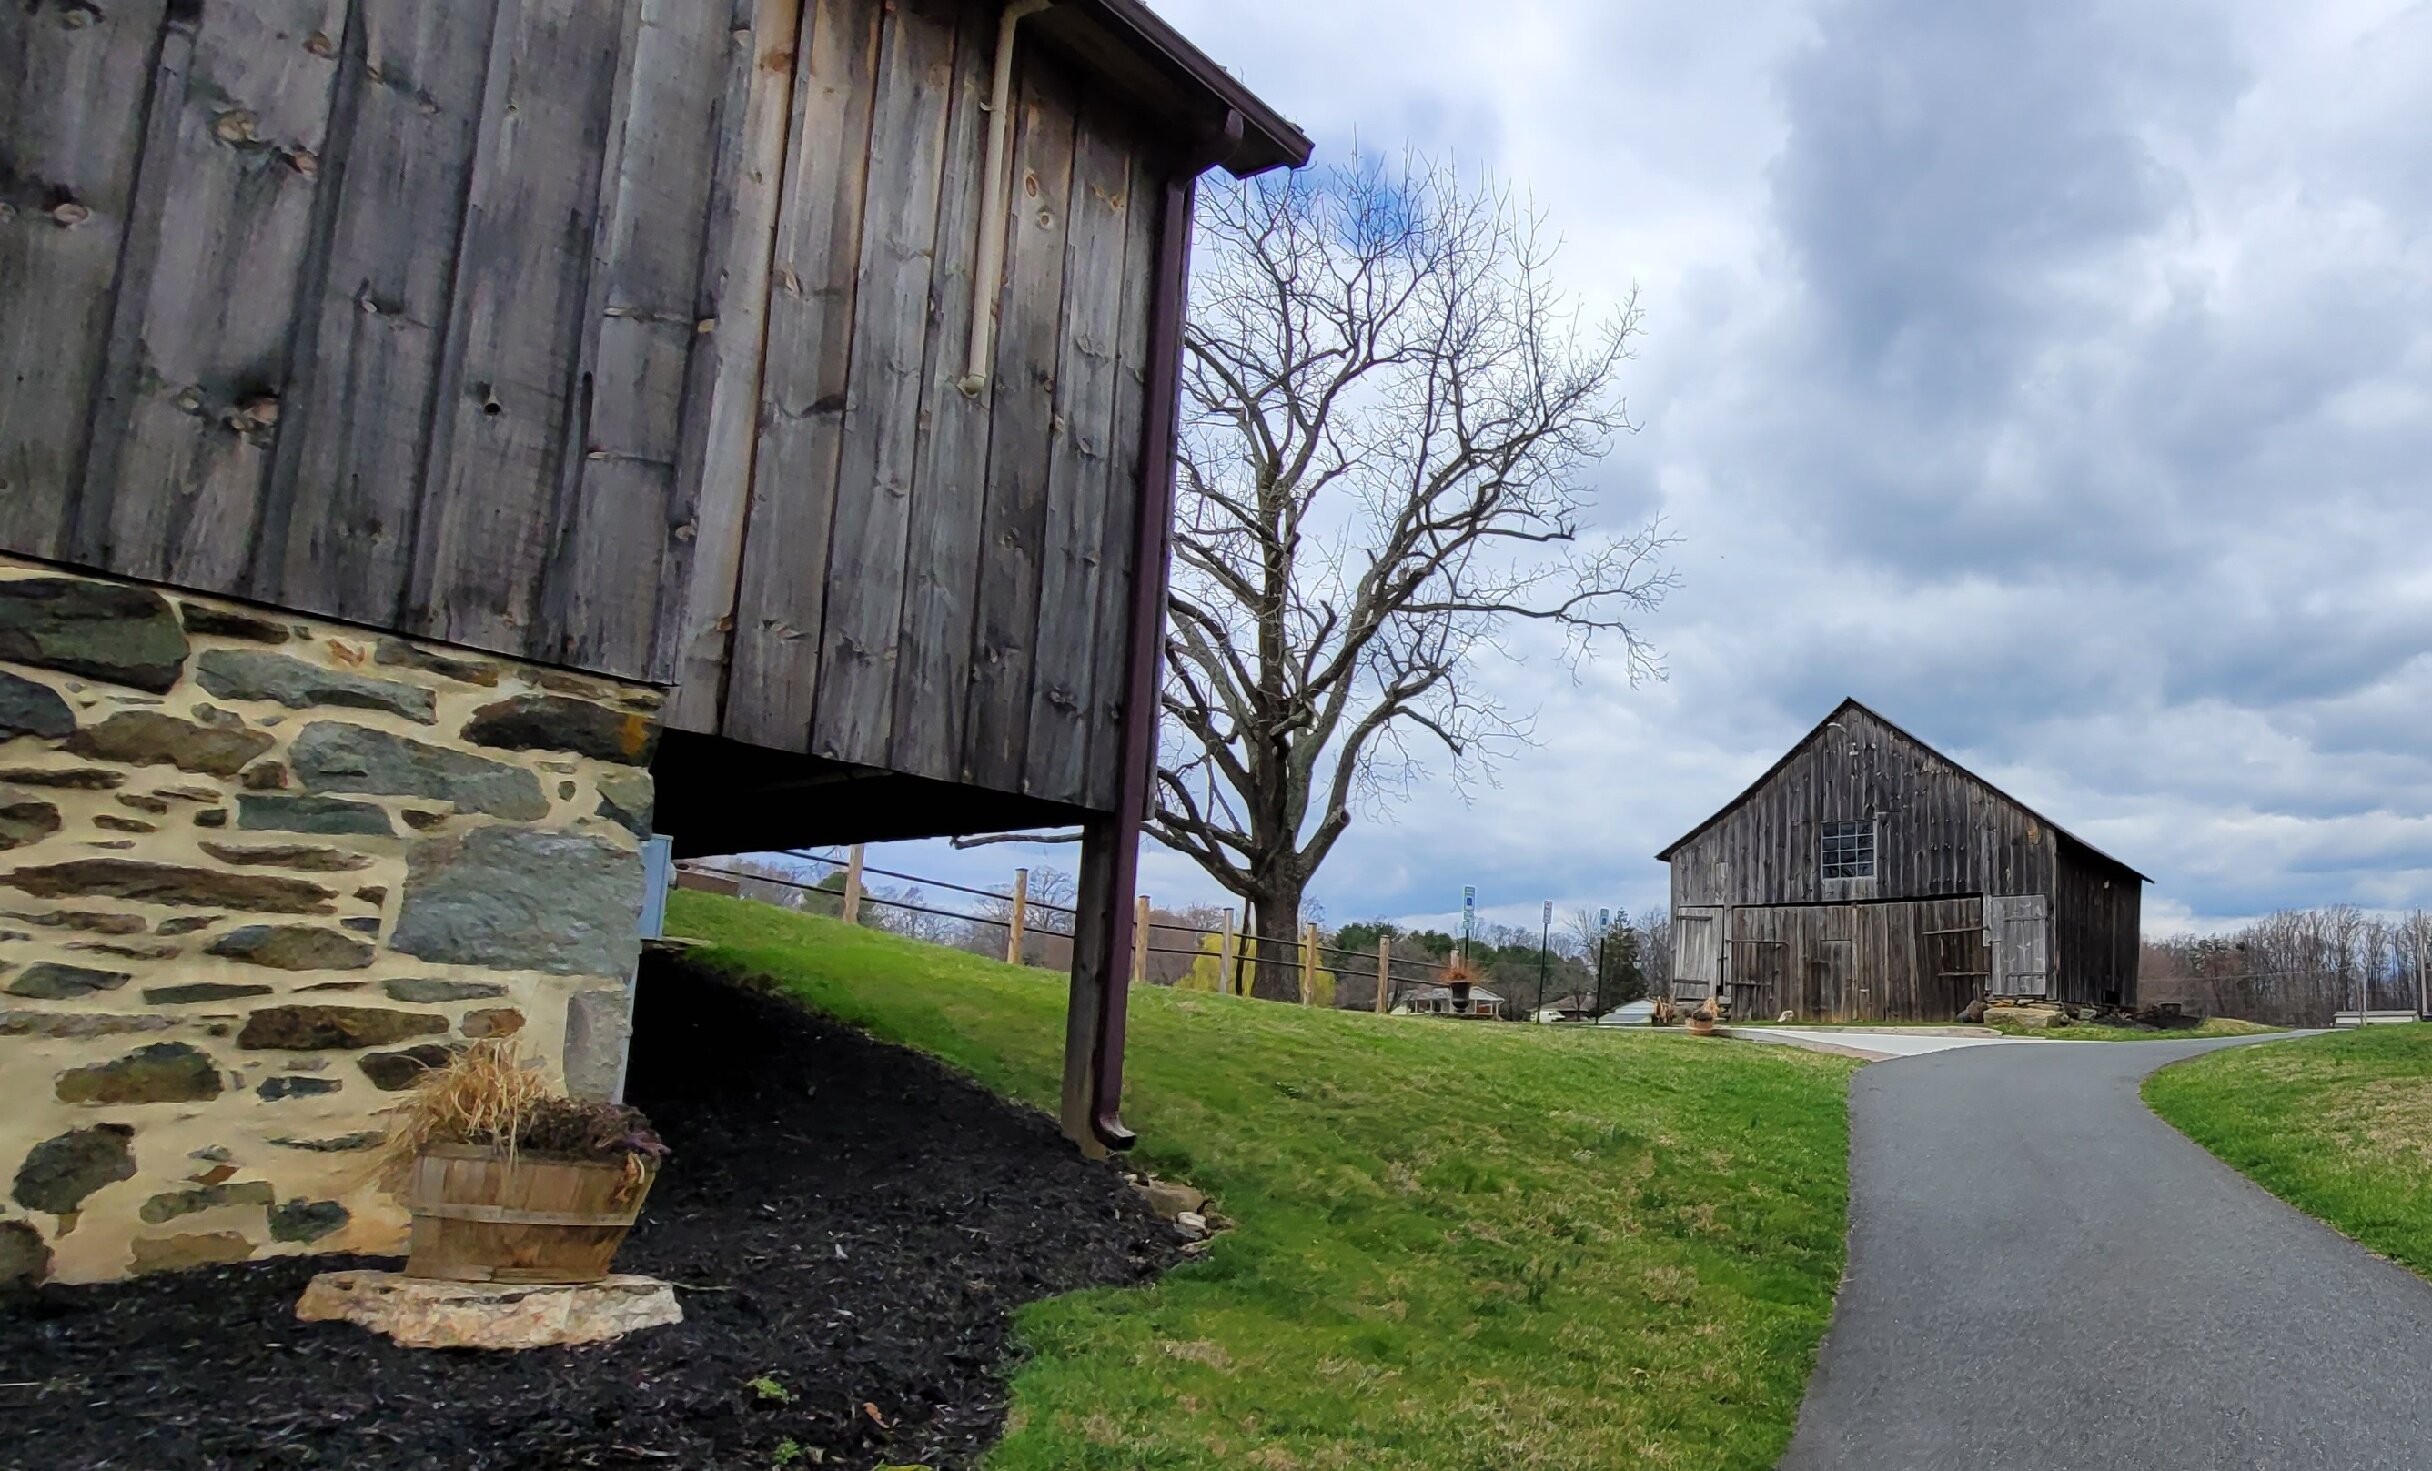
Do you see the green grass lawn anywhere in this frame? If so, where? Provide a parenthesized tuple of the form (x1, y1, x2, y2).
(1988, 1016, 2283, 1041)
(2145, 1025, 2432, 1276)
(666, 892, 1860, 1471)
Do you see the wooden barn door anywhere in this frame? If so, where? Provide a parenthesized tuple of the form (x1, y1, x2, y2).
(1987, 895, 2051, 998)
(1672, 908, 1722, 1003)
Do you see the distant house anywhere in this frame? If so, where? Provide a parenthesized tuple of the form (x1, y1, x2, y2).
(1396, 980, 1507, 1019)
(1530, 994, 1601, 1023)
(1657, 700, 2149, 1023)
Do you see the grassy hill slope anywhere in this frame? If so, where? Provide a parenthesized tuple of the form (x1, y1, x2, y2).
(668, 892, 1859, 1471)
(2146, 1025, 2432, 1278)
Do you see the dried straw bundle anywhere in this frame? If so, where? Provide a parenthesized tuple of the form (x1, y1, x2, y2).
(377, 1039, 671, 1201)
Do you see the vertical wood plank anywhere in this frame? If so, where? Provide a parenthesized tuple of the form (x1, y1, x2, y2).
(882, 0, 992, 781)
(1020, 95, 1135, 800)
(0, 0, 169, 557)
(74, 0, 349, 589)
(808, 0, 961, 767)
(665, 0, 803, 731)
(721, 0, 882, 750)
(1083, 141, 1161, 812)
(252, 0, 503, 627)
(538, 0, 745, 679)
(406, 0, 634, 657)
(959, 58, 1076, 791)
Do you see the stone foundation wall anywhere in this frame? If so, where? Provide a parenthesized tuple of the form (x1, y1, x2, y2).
(0, 557, 658, 1286)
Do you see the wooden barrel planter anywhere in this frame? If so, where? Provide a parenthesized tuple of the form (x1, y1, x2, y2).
(1685, 1013, 1717, 1037)
(403, 1144, 658, 1285)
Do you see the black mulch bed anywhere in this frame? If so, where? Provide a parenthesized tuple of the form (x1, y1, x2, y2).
(1, 955, 1182, 1470)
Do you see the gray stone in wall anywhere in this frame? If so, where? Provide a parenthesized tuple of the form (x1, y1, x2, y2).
(237, 794, 395, 836)
(358, 1043, 461, 1092)
(463, 695, 660, 765)
(7, 962, 132, 999)
(270, 1198, 350, 1243)
(138, 1179, 275, 1223)
(237, 1005, 450, 1051)
(2, 859, 336, 913)
(198, 841, 374, 872)
(269, 1130, 384, 1153)
(0, 1011, 172, 1038)
(142, 982, 276, 1005)
(2, 907, 148, 935)
(196, 651, 438, 725)
(0, 1219, 51, 1288)
(0, 671, 73, 740)
(178, 602, 291, 644)
(595, 768, 654, 837)
(131, 1232, 253, 1273)
(0, 765, 121, 789)
(0, 799, 61, 849)
(392, 828, 642, 976)
(383, 978, 508, 1003)
(13, 1123, 135, 1214)
(375, 639, 501, 687)
(55, 1042, 224, 1105)
(289, 722, 549, 821)
(562, 989, 633, 1101)
(0, 577, 188, 693)
(208, 924, 376, 972)
(257, 1075, 341, 1101)
(66, 711, 275, 776)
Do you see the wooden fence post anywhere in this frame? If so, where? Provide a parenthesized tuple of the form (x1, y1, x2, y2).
(1133, 895, 1151, 986)
(1302, 921, 1319, 1005)
(1219, 908, 1237, 996)
(1375, 935, 1391, 1014)
(841, 844, 865, 925)
(1006, 867, 1028, 965)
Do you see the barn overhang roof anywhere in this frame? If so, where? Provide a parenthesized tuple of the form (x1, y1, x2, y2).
(1653, 698, 2153, 885)
(1038, 1, 1313, 177)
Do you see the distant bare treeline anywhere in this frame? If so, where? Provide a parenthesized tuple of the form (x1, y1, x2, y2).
(2142, 906, 2432, 1025)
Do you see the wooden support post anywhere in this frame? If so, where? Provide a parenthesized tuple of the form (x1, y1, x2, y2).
(1133, 895, 1151, 988)
(1064, 819, 1123, 1158)
(1375, 935, 1391, 1014)
(1218, 908, 1237, 996)
(1006, 867, 1029, 966)
(1302, 921, 1319, 1005)
(841, 844, 865, 925)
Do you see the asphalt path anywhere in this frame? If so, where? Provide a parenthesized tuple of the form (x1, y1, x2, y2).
(1780, 1035, 2432, 1470)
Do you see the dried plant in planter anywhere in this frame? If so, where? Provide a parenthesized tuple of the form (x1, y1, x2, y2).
(381, 1039, 672, 1285)
(1441, 955, 1482, 986)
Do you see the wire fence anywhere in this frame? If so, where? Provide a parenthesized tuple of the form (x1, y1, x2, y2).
(673, 848, 1637, 1016)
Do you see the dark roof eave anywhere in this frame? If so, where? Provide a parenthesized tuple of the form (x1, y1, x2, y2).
(1067, 0, 1313, 176)
(1653, 697, 2153, 885)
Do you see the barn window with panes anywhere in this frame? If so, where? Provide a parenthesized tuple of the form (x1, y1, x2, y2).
(1821, 820, 1876, 880)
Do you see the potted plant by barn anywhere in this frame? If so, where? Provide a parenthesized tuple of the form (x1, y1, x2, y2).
(382, 1041, 669, 1284)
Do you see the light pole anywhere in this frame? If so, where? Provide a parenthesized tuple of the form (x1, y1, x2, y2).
(1595, 907, 1611, 1017)
(1538, 900, 1552, 1021)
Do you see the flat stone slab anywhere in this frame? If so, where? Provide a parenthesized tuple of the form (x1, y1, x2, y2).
(296, 1270, 681, 1350)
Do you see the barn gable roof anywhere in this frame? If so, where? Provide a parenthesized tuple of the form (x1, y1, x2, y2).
(1654, 698, 2151, 884)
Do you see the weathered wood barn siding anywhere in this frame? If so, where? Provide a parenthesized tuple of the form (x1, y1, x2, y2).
(0, 0, 1172, 814)
(1665, 704, 2056, 910)
(1662, 701, 2144, 1020)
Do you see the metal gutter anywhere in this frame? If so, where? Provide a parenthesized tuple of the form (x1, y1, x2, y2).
(1081, 108, 1247, 1152)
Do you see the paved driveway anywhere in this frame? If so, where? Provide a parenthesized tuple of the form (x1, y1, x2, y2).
(1780, 1035, 2432, 1470)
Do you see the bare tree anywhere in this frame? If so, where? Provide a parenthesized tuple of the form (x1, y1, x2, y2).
(1152, 153, 1676, 1000)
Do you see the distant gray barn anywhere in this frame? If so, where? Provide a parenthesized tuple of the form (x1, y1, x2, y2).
(1657, 700, 2148, 1022)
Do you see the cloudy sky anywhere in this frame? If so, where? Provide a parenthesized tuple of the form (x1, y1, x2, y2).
(874, 0, 2432, 940)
